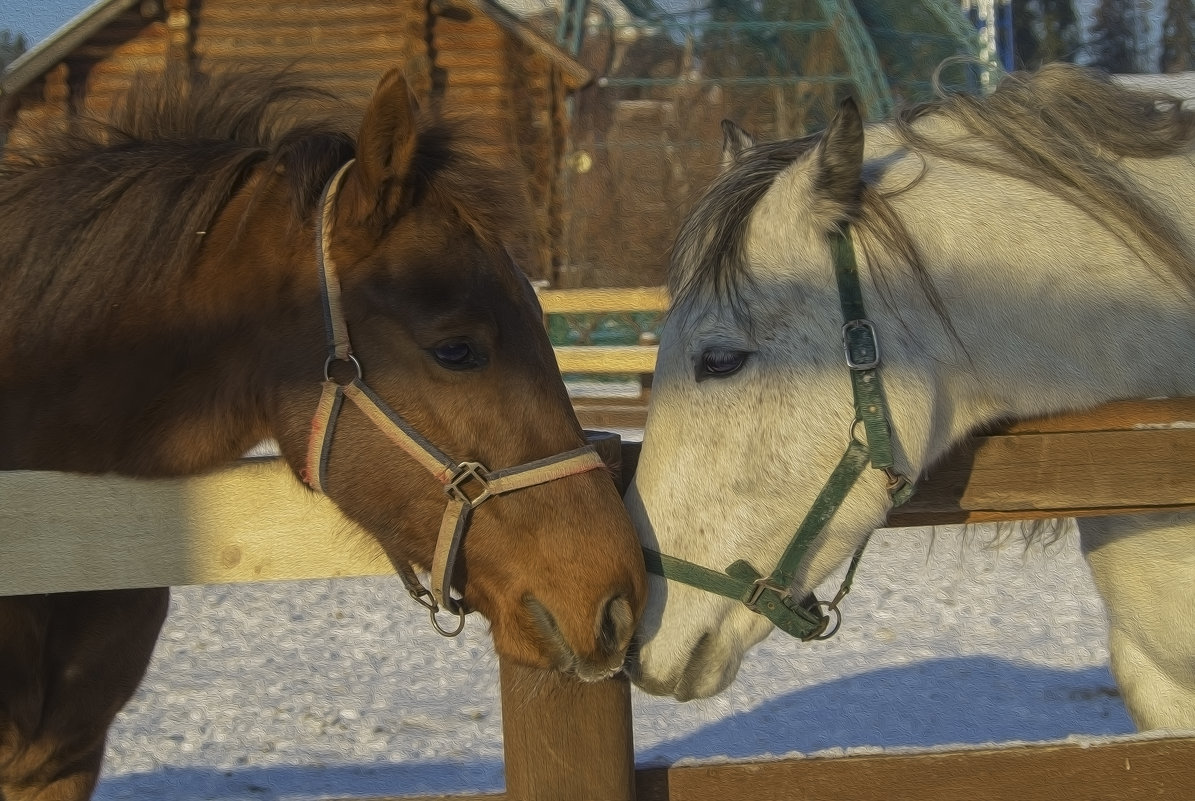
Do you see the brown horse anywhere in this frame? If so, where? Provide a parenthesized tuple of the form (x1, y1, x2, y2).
(0, 69, 646, 800)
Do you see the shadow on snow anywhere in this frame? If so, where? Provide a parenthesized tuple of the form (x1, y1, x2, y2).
(636, 655, 1134, 765)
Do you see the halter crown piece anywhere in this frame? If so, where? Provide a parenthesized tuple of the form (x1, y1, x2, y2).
(642, 225, 915, 641)
(304, 161, 606, 636)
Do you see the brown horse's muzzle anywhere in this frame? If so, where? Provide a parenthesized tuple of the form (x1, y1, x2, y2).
(463, 467, 647, 678)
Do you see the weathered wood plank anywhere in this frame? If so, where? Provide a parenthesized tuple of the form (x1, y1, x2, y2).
(198, 4, 403, 24)
(537, 287, 670, 315)
(442, 67, 511, 85)
(432, 29, 506, 49)
(634, 736, 1195, 801)
(889, 421, 1195, 526)
(12, 398, 1183, 596)
(194, 41, 407, 58)
(342, 795, 502, 801)
(615, 401, 1195, 526)
(435, 51, 505, 69)
(1000, 396, 1195, 433)
(555, 345, 657, 374)
(0, 458, 389, 596)
(194, 20, 406, 36)
(575, 401, 650, 430)
(960, 429, 1195, 509)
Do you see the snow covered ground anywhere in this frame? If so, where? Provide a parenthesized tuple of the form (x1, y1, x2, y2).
(93, 509, 1135, 800)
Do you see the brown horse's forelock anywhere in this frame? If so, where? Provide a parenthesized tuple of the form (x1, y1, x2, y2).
(0, 71, 533, 354)
(671, 63, 1195, 330)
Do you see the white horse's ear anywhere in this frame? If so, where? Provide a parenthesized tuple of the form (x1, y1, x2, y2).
(816, 97, 865, 215)
(720, 120, 756, 171)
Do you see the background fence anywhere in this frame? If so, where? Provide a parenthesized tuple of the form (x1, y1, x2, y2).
(544, 0, 991, 287)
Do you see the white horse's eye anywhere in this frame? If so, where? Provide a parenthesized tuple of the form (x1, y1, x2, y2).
(698, 348, 750, 379)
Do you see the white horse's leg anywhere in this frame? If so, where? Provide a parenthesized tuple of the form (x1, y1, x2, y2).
(1078, 511, 1195, 729)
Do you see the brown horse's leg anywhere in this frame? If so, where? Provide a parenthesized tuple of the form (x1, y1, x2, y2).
(0, 589, 169, 801)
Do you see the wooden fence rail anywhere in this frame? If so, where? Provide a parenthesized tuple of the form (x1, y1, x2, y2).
(6, 286, 1195, 799)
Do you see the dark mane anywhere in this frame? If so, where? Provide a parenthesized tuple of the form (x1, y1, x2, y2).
(672, 63, 1195, 315)
(0, 70, 532, 353)
(1, 71, 355, 281)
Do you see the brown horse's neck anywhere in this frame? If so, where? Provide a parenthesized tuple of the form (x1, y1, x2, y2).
(0, 168, 323, 476)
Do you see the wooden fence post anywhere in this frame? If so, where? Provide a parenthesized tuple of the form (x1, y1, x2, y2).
(499, 663, 635, 801)
(498, 431, 637, 801)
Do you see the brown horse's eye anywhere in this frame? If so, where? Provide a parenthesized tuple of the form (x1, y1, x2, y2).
(432, 340, 483, 370)
(698, 348, 749, 380)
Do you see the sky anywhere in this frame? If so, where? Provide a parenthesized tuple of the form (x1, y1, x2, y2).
(0, 0, 94, 46)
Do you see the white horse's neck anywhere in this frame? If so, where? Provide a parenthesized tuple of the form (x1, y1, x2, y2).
(855, 120, 1195, 475)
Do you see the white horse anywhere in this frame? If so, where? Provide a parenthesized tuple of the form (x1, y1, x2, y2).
(624, 64, 1195, 730)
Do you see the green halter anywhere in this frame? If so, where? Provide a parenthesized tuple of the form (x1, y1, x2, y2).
(642, 226, 916, 641)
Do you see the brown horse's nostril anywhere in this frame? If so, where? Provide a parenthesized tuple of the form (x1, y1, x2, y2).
(524, 593, 636, 680)
(597, 594, 636, 657)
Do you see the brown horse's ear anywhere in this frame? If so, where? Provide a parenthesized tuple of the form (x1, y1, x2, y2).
(354, 69, 419, 224)
(720, 119, 755, 172)
(815, 97, 864, 214)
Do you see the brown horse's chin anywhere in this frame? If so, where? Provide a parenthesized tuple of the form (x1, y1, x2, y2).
(490, 594, 635, 682)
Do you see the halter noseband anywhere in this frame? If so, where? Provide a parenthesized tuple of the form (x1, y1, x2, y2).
(304, 161, 605, 636)
(642, 226, 915, 641)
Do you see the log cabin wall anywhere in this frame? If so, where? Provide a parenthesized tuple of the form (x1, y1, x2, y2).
(0, 0, 579, 283)
(430, 4, 562, 276)
(190, 0, 429, 106)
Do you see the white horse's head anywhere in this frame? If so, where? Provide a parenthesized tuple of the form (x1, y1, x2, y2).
(625, 98, 926, 699)
(625, 65, 1195, 700)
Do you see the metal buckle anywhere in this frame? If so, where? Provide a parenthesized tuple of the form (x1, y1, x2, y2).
(445, 461, 492, 508)
(842, 319, 880, 370)
(743, 576, 792, 612)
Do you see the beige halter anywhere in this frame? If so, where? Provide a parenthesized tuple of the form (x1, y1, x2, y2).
(303, 161, 604, 636)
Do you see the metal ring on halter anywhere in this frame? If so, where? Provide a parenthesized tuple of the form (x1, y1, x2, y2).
(406, 584, 438, 613)
(430, 601, 468, 637)
(323, 354, 363, 384)
(849, 418, 867, 446)
(811, 601, 844, 641)
(884, 466, 910, 494)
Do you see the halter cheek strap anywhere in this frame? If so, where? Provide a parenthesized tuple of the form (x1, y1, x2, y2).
(642, 226, 915, 641)
(303, 160, 605, 636)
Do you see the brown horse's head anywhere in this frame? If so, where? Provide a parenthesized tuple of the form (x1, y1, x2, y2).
(0, 65, 644, 679)
(259, 71, 646, 678)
